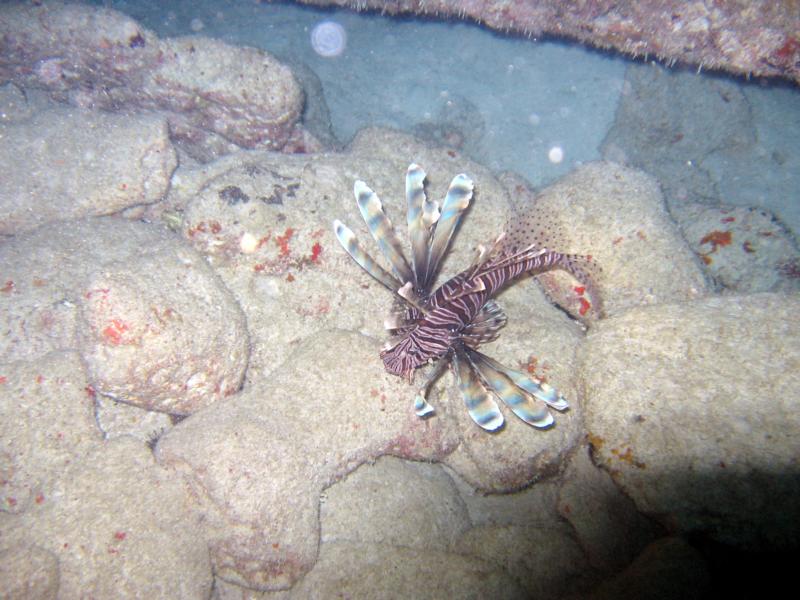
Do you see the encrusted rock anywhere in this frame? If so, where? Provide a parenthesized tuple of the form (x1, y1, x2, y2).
(0, 352, 101, 514)
(0, 106, 176, 235)
(676, 203, 800, 293)
(0, 437, 212, 598)
(582, 292, 800, 549)
(0, 1, 303, 157)
(503, 162, 711, 318)
(0, 217, 249, 414)
(298, 0, 800, 84)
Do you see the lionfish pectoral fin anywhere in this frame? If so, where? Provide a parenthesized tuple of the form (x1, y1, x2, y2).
(478, 352, 569, 411)
(333, 220, 402, 291)
(354, 180, 414, 284)
(453, 349, 504, 431)
(414, 394, 435, 417)
(469, 350, 554, 428)
(424, 173, 474, 289)
(413, 358, 449, 418)
(405, 164, 440, 290)
(461, 301, 507, 347)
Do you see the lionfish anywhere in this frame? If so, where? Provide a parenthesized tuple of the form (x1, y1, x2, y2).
(333, 164, 600, 431)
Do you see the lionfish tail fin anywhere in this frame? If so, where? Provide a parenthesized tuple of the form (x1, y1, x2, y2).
(469, 350, 557, 429)
(333, 220, 402, 291)
(425, 172, 473, 289)
(453, 349, 504, 431)
(558, 253, 604, 318)
(354, 180, 414, 285)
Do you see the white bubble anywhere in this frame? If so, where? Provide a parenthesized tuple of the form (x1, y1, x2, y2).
(548, 146, 564, 164)
(311, 21, 347, 58)
(189, 18, 204, 32)
(528, 113, 540, 126)
(240, 232, 258, 254)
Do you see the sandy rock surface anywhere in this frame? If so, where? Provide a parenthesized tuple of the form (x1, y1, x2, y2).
(582, 292, 800, 549)
(296, 0, 800, 85)
(0, 218, 249, 414)
(0, 106, 176, 235)
(1, 117, 791, 595)
(0, 437, 212, 599)
(503, 162, 710, 318)
(0, 351, 101, 514)
(0, 1, 304, 159)
(676, 203, 800, 293)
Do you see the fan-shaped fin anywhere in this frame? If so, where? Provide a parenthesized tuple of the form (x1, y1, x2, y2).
(453, 349, 504, 431)
(354, 180, 414, 284)
(469, 350, 554, 428)
(476, 352, 569, 411)
(558, 253, 604, 317)
(412, 357, 449, 417)
(426, 173, 473, 288)
(461, 300, 507, 348)
(333, 220, 401, 291)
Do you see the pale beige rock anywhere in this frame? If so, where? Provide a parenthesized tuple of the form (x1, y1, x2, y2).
(156, 328, 458, 591)
(504, 162, 711, 319)
(0, 2, 303, 157)
(0, 351, 101, 514)
(0, 542, 59, 600)
(321, 456, 470, 549)
(0, 217, 249, 415)
(582, 293, 800, 548)
(0, 107, 176, 235)
(0, 437, 212, 598)
(288, 541, 525, 600)
(676, 203, 800, 293)
(571, 537, 712, 600)
(557, 444, 661, 573)
(457, 522, 592, 598)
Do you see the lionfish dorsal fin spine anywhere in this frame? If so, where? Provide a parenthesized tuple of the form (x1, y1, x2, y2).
(333, 220, 402, 291)
(405, 164, 440, 290)
(424, 173, 473, 290)
(354, 180, 414, 284)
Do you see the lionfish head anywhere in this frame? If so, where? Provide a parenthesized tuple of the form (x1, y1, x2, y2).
(380, 335, 427, 379)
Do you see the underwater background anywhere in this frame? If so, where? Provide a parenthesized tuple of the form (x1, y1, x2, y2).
(1, 0, 798, 598)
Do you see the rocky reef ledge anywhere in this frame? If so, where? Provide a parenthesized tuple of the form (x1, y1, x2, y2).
(295, 0, 800, 84)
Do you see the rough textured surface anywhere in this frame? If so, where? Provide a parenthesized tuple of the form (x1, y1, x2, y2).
(582, 293, 800, 549)
(0, 437, 212, 598)
(568, 537, 712, 600)
(0, 1, 304, 158)
(0, 352, 101, 514)
(295, 0, 800, 84)
(502, 162, 710, 318)
(321, 457, 470, 549)
(557, 445, 662, 574)
(676, 203, 800, 293)
(0, 218, 249, 414)
(155, 329, 458, 591)
(289, 541, 525, 599)
(0, 105, 176, 235)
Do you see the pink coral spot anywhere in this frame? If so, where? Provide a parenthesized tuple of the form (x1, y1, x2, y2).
(102, 319, 130, 345)
(276, 228, 295, 257)
(310, 241, 323, 263)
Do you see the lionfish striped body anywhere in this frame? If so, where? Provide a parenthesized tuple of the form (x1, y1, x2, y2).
(334, 164, 600, 431)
